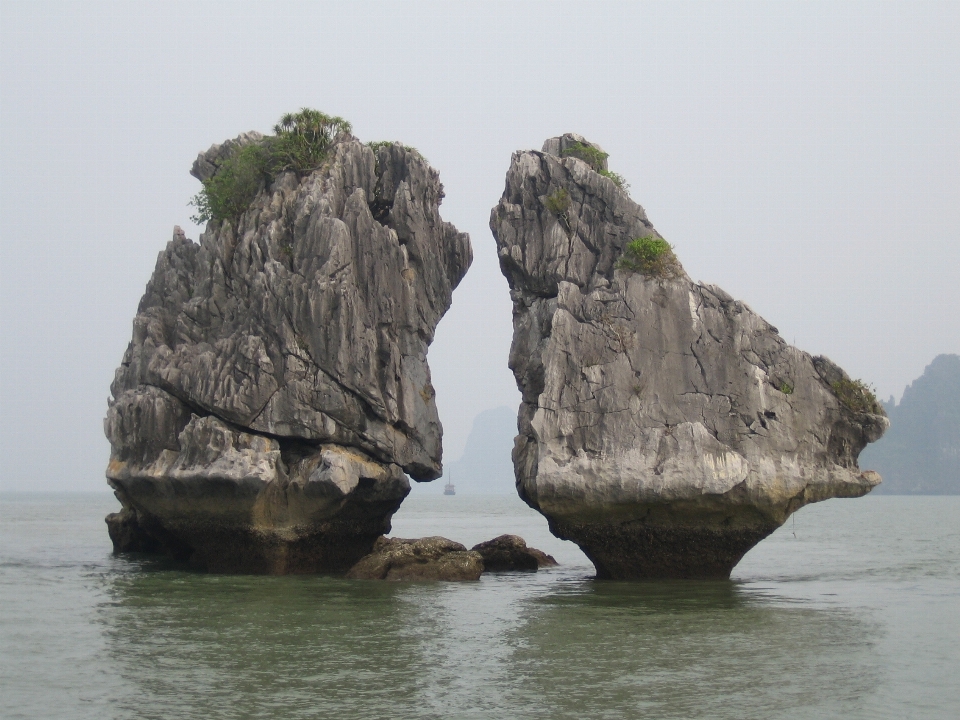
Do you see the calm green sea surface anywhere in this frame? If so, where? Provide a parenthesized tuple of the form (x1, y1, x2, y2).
(1, 492, 958, 719)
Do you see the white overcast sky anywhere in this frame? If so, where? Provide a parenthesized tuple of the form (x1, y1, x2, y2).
(1, 1, 958, 492)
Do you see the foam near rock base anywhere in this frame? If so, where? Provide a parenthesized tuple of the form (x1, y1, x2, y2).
(491, 133, 888, 579)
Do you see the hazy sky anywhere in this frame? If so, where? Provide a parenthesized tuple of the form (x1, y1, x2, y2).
(1, 1, 958, 492)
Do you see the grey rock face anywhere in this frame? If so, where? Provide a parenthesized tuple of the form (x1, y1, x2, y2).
(491, 134, 888, 579)
(345, 536, 484, 581)
(106, 135, 471, 573)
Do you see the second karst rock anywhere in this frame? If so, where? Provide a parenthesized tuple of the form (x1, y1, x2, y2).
(491, 133, 888, 579)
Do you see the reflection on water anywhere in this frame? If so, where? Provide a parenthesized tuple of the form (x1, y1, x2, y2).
(91, 561, 881, 719)
(1, 494, 958, 720)
(102, 570, 423, 718)
(510, 581, 881, 720)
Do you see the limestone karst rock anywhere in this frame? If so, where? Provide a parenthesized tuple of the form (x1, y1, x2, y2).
(471, 534, 558, 572)
(105, 128, 471, 573)
(491, 133, 888, 579)
(345, 536, 484, 581)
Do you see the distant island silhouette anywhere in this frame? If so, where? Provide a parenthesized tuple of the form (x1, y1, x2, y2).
(861, 354, 960, 494)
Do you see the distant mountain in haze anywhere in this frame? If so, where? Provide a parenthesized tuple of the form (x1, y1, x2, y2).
(860, 354, 960, 494)
(433, 406, 517, 495)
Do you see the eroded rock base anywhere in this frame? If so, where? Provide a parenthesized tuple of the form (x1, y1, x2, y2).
(106, 508, 162, 555)
(106, 505, 399, 574)
(552, 519, 777, 580)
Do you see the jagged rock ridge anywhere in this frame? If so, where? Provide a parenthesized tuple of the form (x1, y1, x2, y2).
(105, 130, 471, 573)
(491, 133, 888, 579)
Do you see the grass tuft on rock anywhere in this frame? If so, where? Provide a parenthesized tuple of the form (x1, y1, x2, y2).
(367, 140, 418, 154)
(832, 378, 883, 414)
(561, 142, 629, 191)
(561, 142, 608, 170)
(598, 169, 630, 191)
(616, 236, 682, 279)
(190, 108, 352, 224)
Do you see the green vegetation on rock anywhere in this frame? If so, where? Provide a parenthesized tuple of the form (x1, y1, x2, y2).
(560, 142, 629, 191)
(616, 236, 682, 278)
(561, 142, 608, 170)
(190, 108, 352, 224)
(269, 109, 351, 174)
(543, 187, 573, 232)
(832, 378, 882, 414)
(598, 169, 629, 191)
(544, 188, 571, 216)
(367, 140, 418, 155)
(189, 143, 270, 225)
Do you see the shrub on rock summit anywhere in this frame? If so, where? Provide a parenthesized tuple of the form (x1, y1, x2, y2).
(190, 108, 352, 224)
(560, 142, 630, 191)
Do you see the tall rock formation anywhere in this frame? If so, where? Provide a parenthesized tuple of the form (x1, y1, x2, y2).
(491, 134, 888, 579)
(105, 129, 471, 573)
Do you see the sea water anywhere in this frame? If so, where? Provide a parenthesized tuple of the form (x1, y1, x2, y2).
(1, 492, 958, 719)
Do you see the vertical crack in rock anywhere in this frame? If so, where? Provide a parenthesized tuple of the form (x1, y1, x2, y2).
(105, 134, 471, 573)
(491, 133, 888, 580)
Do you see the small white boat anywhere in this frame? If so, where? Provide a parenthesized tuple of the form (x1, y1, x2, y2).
(443, 472, 456, 496)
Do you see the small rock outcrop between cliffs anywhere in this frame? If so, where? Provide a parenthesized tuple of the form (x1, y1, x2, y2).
(345, 534, 557, 580)
(491, 133, 888, 579)
(105, 126, 471, 573)
(346, 536, 484, 581)
(471, 534, 558, 572)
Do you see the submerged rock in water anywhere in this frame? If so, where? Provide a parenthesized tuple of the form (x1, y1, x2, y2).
(471, 534, 558, 571)
(491, 133, 888, 580)
(346, 536, 484, 581)
(105, 129, 471, 573)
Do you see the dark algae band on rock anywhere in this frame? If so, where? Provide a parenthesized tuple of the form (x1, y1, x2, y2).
(104, 111, 472, 573)
(491, 133, 890, 580)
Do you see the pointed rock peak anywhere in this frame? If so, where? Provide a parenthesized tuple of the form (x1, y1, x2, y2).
(541, 133, 609, 172)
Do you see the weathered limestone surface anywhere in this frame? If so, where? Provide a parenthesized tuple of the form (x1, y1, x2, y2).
(346, 536, 484, 581)
(106, 134, 471, 573)
(491, 133, 888, 579)
(471, 534, 558, 572)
